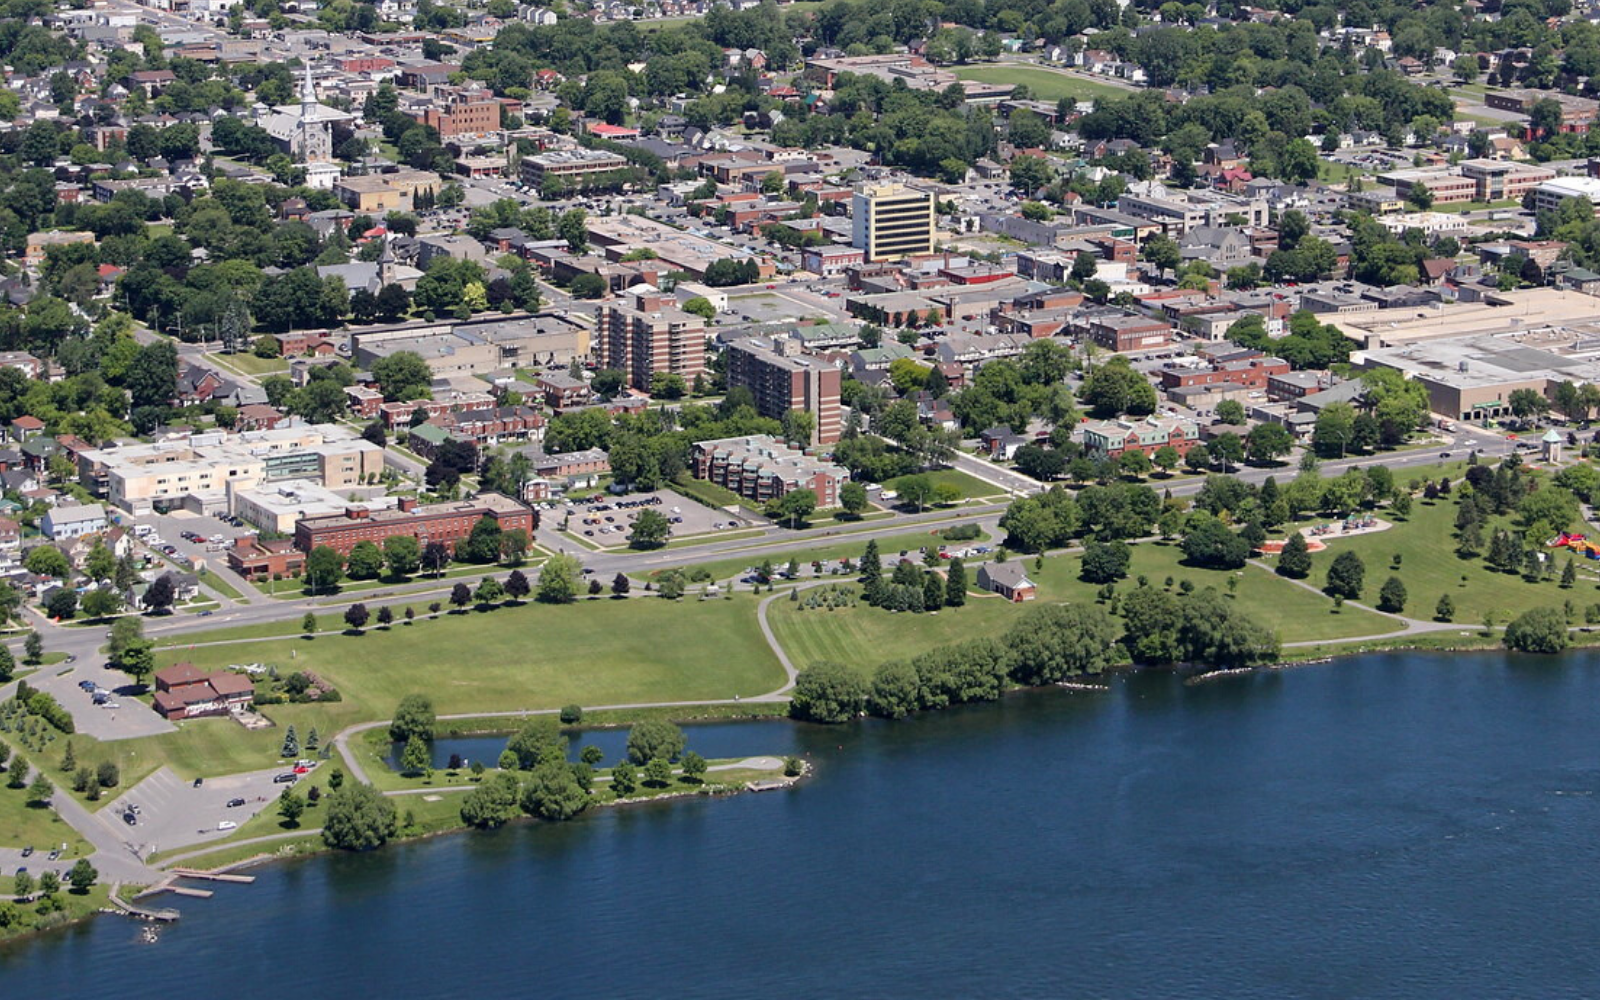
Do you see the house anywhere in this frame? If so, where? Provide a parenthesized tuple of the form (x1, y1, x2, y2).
(151, 662, 255, 720)
(41, 502, 106, 540)
(979, 426, 1031, 460)
(976, 561, 1037, 602)
(10, 415, 45, 442)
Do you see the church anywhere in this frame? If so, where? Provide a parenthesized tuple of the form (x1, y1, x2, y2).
(262, 64, 352, 189)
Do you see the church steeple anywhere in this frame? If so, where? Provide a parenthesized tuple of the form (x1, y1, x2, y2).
(300, 61, 316, 108)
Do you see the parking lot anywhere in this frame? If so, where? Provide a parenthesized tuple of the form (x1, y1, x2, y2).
(29, 658, 177, 741)
(553, 488, 753, 547)
(104, 762, 317, 854)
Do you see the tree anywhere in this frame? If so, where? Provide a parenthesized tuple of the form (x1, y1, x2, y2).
(538, 553, 583, 603)
(476, 577, 505, 605)
(449, 582, 472, 611)
(611, 572, 631, 598)
(383, 535, 421, 578)
(771, 488, 817, 528)
(5, 757, 26, 790)
(1181, 514, 1251, 570)
(628, 509, 671, 549)
(23, 632, 42, 665)
(0, 647, 12, 686)
(1435, 594, 1455, 622)
(281, 725, 300, 759)
(680, 751, 707, 783)
(610, 759, 638, 796)
(1377, 576, 1408, 613)
(67, 859, 97, 894)
(626, 720, 686, 764)
(81, 588, 121, 620)
(520, 761, 589, 821)
(389, 694, 436, 742)
(840, 481, 869, 517)
(460, 771, 522, 828)
(343, 602, 370, 632)
(1503, 606, 1569, 653)
(346, 540, 385, 580)
(302, 612, 318, 635)
(322, 784, 398, 851)
(278, 787, 306, 827)
(789, 661, 868, 723)
(304, 546, 343, 595)
(1080, 539, 1132, 583)
(1246, 423, 1293, 464)
(1325, 551, 1365, 600)
(1216, 399, 1246, 425)
(1313, 402, 1357, 457)
(502, 569, 529, 601)
(945, 558, 967, 607)
(28, 773, 52, 806)
(24, 546, 70, 579)
(399, 734, 431, 776)
(1277, 532, 1312, 579)
(45, 589, 77, 621)
(13, 870, 32, 900)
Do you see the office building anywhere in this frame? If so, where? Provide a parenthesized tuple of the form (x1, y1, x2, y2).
(294, 492, 536, 556)
(852, 182, 936, 262)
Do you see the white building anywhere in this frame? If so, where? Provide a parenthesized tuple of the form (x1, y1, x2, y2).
(41, 503, 107, 541)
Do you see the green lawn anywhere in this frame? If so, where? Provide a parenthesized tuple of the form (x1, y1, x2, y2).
(885, 468, 1001, 501)
(671, 473, 751, 511)
(199, 569, 244, 602)
(954, 64, 1127, 103)
(770, 588, 1022, 676)
(204, 352, 289, 378)
(0, 782, 91, 854)
(651, 527, 987, 583)
(1294, 493, 1586, 625)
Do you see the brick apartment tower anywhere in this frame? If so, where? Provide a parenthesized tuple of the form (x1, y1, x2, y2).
(595, 287, 708, 392)
(725, 335, 842, 444)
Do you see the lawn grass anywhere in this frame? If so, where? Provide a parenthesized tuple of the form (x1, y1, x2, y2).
(0, 884, 114, 943)
(198, 569, 244, 602)
(1296, 494, 1587, 625)
(769, 587, 1022, 676)
(649, 527, 985, 583)
(885, 468, 1002, 500)
(953, 64, 1127, 103)
(672, 473, 752, 511)
(203, 352, 289, 378)
(0, 782, 92, 855)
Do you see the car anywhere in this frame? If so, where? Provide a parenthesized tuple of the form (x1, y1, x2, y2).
(193, 777, 203, 787)
(46, 850, 60, 862)
(102, 702, 121, 710)
(273, 773, 297, 784)
(1440, 452, 1451, 458)
(199, 610, 213, 617)
(217, 821, 237, 831)
(227, 798, 246, 808)
(20, 846, 32, 858)
(79, 680, 96, 692)
(122, 812, 137, 826)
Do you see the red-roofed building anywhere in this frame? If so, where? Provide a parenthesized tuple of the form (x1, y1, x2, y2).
(587, 122, 640, 140)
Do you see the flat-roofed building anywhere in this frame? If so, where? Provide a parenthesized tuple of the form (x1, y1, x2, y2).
(518, 148, 629, 188)
(725, 335, 842, 444)
(294, 492, 536, 555)
(852, 182, 935, 262)
(595, 286, 708, 392)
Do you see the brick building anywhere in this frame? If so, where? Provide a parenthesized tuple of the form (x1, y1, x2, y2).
(1080, 415, 1201, 459)
(151, 662, 255, 720)
(293, 492, 536, 556)
(691, 435, 848, 506)
(724, 335, 842, 444)
(226, 536, 307, 581)
(595, 287, 708, 392)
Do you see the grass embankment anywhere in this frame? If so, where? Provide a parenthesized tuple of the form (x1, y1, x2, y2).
(0, 884, 115, 943)
(203, 352, 289, 378)
(0, 779, 91, 855)
(122, 595, 785, 787)
(649, 527, 989, 583)
(884, 468, 1003, 501)
(198, 570, 244, 602)
(953, 64, 1127, 102)
(1291, 492, 1589, 624)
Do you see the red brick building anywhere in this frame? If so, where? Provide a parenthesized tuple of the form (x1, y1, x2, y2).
(294, 492, 536, 556)
(227, 536, 307, 581)
(724, 336, 842, 445)
(1157, 356, 1290, 391)
(691, 435, 848, 506)
(595, 288, 708, 392)
(152, 662, 255, 720)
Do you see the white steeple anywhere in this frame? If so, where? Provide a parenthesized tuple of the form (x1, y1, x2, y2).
(300, 61, 316, 108)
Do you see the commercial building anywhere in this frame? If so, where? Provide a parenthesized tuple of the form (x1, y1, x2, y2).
(230, 479, 393, 534)
(151, 662, 255, 720)
(691, 435, 848, 507)
(1080, 415, 1201, 459)
(724, 335, 842, 444)
(353, 313, 591, 376)
(852, 182, 936, 262)
(81, 425, 384, 515)
(1532, 176, 1600, 216)
(412, 89, 502, 138)
(518, 148, 629, 188)
(1379, 160, 1555, 205)
(225, 536, 307, 582)
(595, 286, 708, 391)
(1351, 327, 1600, 421)
(294, 492, 536, 556)
(585, 214, 774, 281)
(1114, 184, 1268, 236)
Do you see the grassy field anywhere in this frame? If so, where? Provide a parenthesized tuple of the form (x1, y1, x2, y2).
(671, 473, 751, 511)
(198, 569, 244, 602)
(771, 588, 1021, 675)
(649, 527, 988, 583)
(1294, 493, 1587, 625)
(954, 65, 1127, 103)
(885, 468, 1001, 501)
(204, 352, 289, 378)
(0, 884, 114, 943)
(0, 782, 91, 854)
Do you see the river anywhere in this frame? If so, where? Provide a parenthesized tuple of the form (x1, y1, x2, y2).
(6, 650, 1600, 998)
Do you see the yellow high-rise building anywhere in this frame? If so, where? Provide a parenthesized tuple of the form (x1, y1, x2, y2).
(852, 182, 935, 261)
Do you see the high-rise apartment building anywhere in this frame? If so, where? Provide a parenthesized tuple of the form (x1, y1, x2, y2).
(725, 335, 842, 444)
(595, 287, 708, 391)
(852, 182, 935, 261)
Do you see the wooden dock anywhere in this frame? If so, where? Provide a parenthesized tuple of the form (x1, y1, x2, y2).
(109, 884, 181, 922)
(168, 886, 214, 898)
(170, 868, 256, 883)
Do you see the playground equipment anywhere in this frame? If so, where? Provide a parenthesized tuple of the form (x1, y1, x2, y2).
(1550, 533, 1600, 559)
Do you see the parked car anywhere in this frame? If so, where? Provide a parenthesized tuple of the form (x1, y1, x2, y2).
(217, 821, 237, 831)
(227, 798, 246, 808)
(20, 846, 33, 858)
(273, 773, 297, 784)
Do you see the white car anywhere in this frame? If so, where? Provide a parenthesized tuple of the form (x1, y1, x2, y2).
(217, 821, 237, 831)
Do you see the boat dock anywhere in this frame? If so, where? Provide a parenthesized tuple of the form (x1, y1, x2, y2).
(170, 868, 257, 883)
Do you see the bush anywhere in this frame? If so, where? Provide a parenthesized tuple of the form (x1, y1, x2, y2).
(558, 704, 583, 724)
(940, 524, 981, 542)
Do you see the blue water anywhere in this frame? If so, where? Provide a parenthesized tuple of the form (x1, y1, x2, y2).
(6, 651, 1600, 998)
